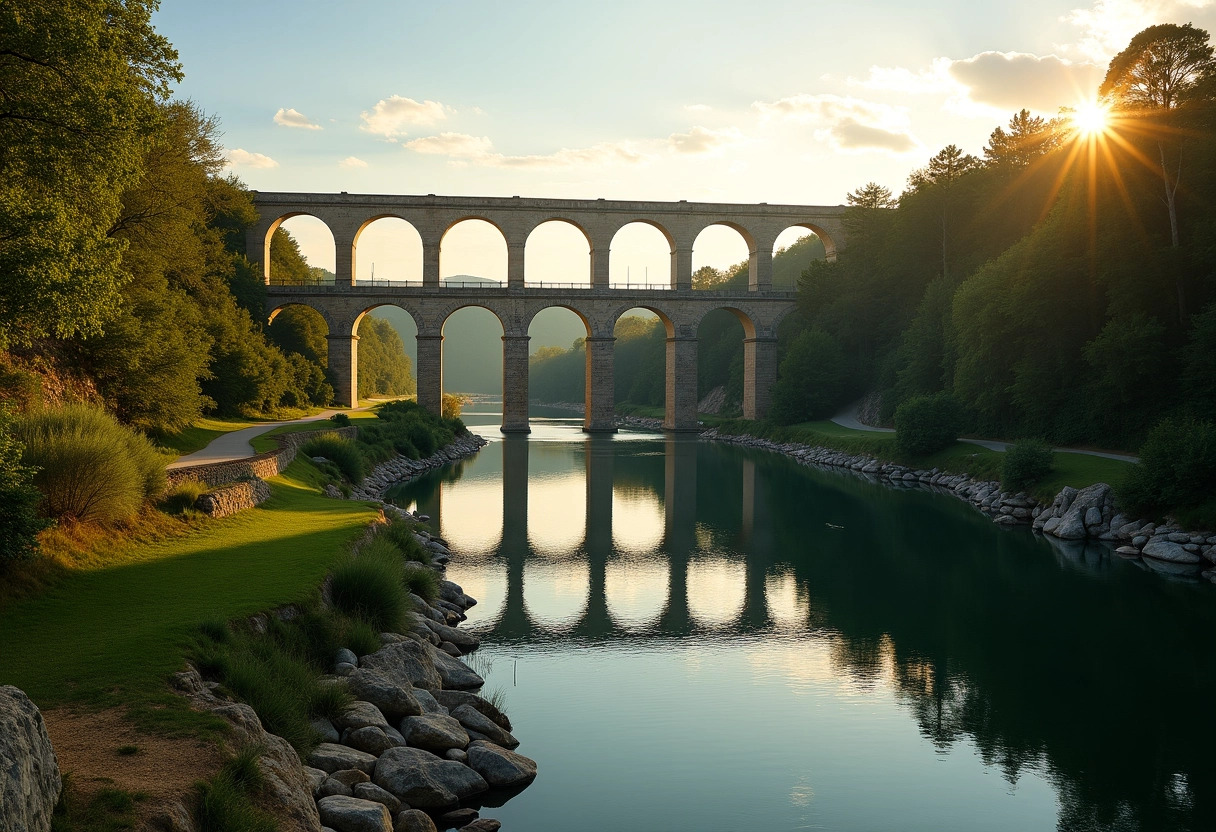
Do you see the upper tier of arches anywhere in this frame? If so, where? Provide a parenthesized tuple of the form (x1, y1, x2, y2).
(249, 193, 846, 293)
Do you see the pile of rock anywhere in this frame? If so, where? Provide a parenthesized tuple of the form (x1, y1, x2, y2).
(195, 478, 272, 518)
(703, 429, 1216, 581)
(345, 435, 488, 502)
(0, 686, 61, 832)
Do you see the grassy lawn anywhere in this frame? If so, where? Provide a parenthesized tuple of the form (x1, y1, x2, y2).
(0, 459, 379, 735)
(249, 411, 379, 454)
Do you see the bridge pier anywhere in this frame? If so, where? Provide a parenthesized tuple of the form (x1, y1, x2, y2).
(416, 334, 443, 416)
(326, 334, 359, 408)
(501, 335, 531, 433)
(664, 336, 699, 432)
(584, 337, 616, 433)
(743, 336, 778, 420)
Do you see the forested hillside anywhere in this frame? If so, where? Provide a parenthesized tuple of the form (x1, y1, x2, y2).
(773, 24, 1216, 454)
(0, 2, 414, 434)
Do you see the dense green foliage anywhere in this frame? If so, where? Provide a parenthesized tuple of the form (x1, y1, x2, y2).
(1118, 419, 1216, 521)
(0, 412, 50, 563)
(894, 393, 964, 456)
(355, 399, 463, 465)
(768, 329, 851, 424)
(357, 316, 417, 399)
(0, 0, 180, 350)
(14, 405, 165, 523)
(1002, 439, 1055, 492)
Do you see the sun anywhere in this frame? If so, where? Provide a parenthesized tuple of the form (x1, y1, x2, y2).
(1071, 101, 1110, 137)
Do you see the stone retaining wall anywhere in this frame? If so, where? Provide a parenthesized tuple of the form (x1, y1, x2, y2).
(167, 425, 359, 488)
(196, 479, 272, 518)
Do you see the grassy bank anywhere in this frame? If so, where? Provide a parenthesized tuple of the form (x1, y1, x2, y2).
(714, 418, 1134, 503)
(0, 459, 380, 735)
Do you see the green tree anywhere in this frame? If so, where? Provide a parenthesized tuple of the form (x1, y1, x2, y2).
(983, 109, 1064, 168)
(1100, 23, 1215, 251)
(0, 411, 49, 564)
(357, 317, 416, 399)
(907, 145, 981, 279)
(767, 329, 850, 425)
(0, 0, 180, 348)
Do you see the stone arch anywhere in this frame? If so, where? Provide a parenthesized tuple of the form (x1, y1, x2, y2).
(352, 214, 424, 284)
(351, 302, 421, 338)
(262, 213, 336, 285)
(774, 222, 837, 263)
(524, 219, 593, 286)
(609, 303, 676, 339)
(691, 222, 756, 289)
(522, 302, 593, 339)
(608, 220, 676, 287)
(267, 300, 338, 334)
(687, 305, 758, 340)
(440, 217, 509, 285)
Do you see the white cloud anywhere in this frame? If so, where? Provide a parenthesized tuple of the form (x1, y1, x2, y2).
(225, 148, 278, 169)
(850, 60, 959, 94)
(1063, 0, 1216, 62)
(274, 107, 321, 130)
(667, 126, 742, 155)
(403, 132, 653, 168)
(753, 94, 921, 154)
(339, 156, 368, 169)
(360, 96, 453, 137)
(947, 51, 1104, 113)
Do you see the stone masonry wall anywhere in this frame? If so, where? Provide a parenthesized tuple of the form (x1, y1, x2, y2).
(167, 425, 359, 489)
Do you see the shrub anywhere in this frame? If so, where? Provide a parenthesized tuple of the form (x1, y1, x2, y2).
(300, 432, 365, 483)
(160, 479, 208, 516)
(0, 411, 50, 564)
(344, 619, 382, 658)
(1001, 439, 1055, 492)
(193, 747, 276, 832)
(894, 393, 964, 457)
(15, 404, 166, 523)
(442, 393, 468, 420)
(1119, 418, 1216, 519)
(329, 412, 350, 427)
(329, 551, 408, 632)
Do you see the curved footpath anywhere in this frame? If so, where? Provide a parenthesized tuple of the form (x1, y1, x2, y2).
(167, 407, 369, 469)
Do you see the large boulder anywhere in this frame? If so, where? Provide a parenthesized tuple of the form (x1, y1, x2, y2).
(317, 795, 393, 832)
(1142, 537, 1205, 565)
(465, 741, 537, 789)
(0, 686, 61, 832)
(372, 747, 488, 808)
(360, 641, 443, 691)
(425, 645, 484, 691)
(432, 691, 511, 732)
(343, 725, 401, 757)
(400, 714, 469, 753)
(424, 620, 480, 652)
(1049, 483, 1110, 540)
(308, 743, 378, 775)
(333, 701, 391, 733)
(348, 669, 423, 721)
(394, 809, 439, 832)
(449, 706, 518, 749)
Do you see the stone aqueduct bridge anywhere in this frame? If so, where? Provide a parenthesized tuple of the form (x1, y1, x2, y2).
(249, 192, 847, 431)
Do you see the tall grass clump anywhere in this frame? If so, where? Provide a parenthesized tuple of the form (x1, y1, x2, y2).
(193, 745, 276, 832)
(403, 564, 440, 604)
(159, 479, 208, 516)
(300, 432, 365, 483)
(15, 404, 166, 523)
(379, 519, 432, 564)
(328, 548, 409, 632)
(1001, 439, 1054, 491)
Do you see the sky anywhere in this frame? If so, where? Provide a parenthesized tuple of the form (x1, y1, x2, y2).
(152, 0, 1216, 281)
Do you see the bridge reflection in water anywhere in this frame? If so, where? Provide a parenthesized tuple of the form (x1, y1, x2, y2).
(394, 434, 794, 644)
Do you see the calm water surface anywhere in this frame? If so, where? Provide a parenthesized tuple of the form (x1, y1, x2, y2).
(386, 404, 1216, 832)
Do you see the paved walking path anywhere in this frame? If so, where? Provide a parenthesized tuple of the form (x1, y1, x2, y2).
(167, 408, 361, 469)
(830, 402, 1139, 463)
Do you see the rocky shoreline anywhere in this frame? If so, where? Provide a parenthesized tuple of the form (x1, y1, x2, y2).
(703, 429, 1216, 583)
(327, 433, 489, 503)
(172, 497, 526, 832)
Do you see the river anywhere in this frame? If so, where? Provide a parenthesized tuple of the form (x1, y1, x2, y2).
(384, 404, 1216, 831)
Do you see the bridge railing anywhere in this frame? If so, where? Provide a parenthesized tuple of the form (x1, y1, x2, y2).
(266, 277, 796, 298)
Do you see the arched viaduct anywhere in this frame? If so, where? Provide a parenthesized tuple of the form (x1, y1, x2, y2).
(250, 192, 847, 431)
